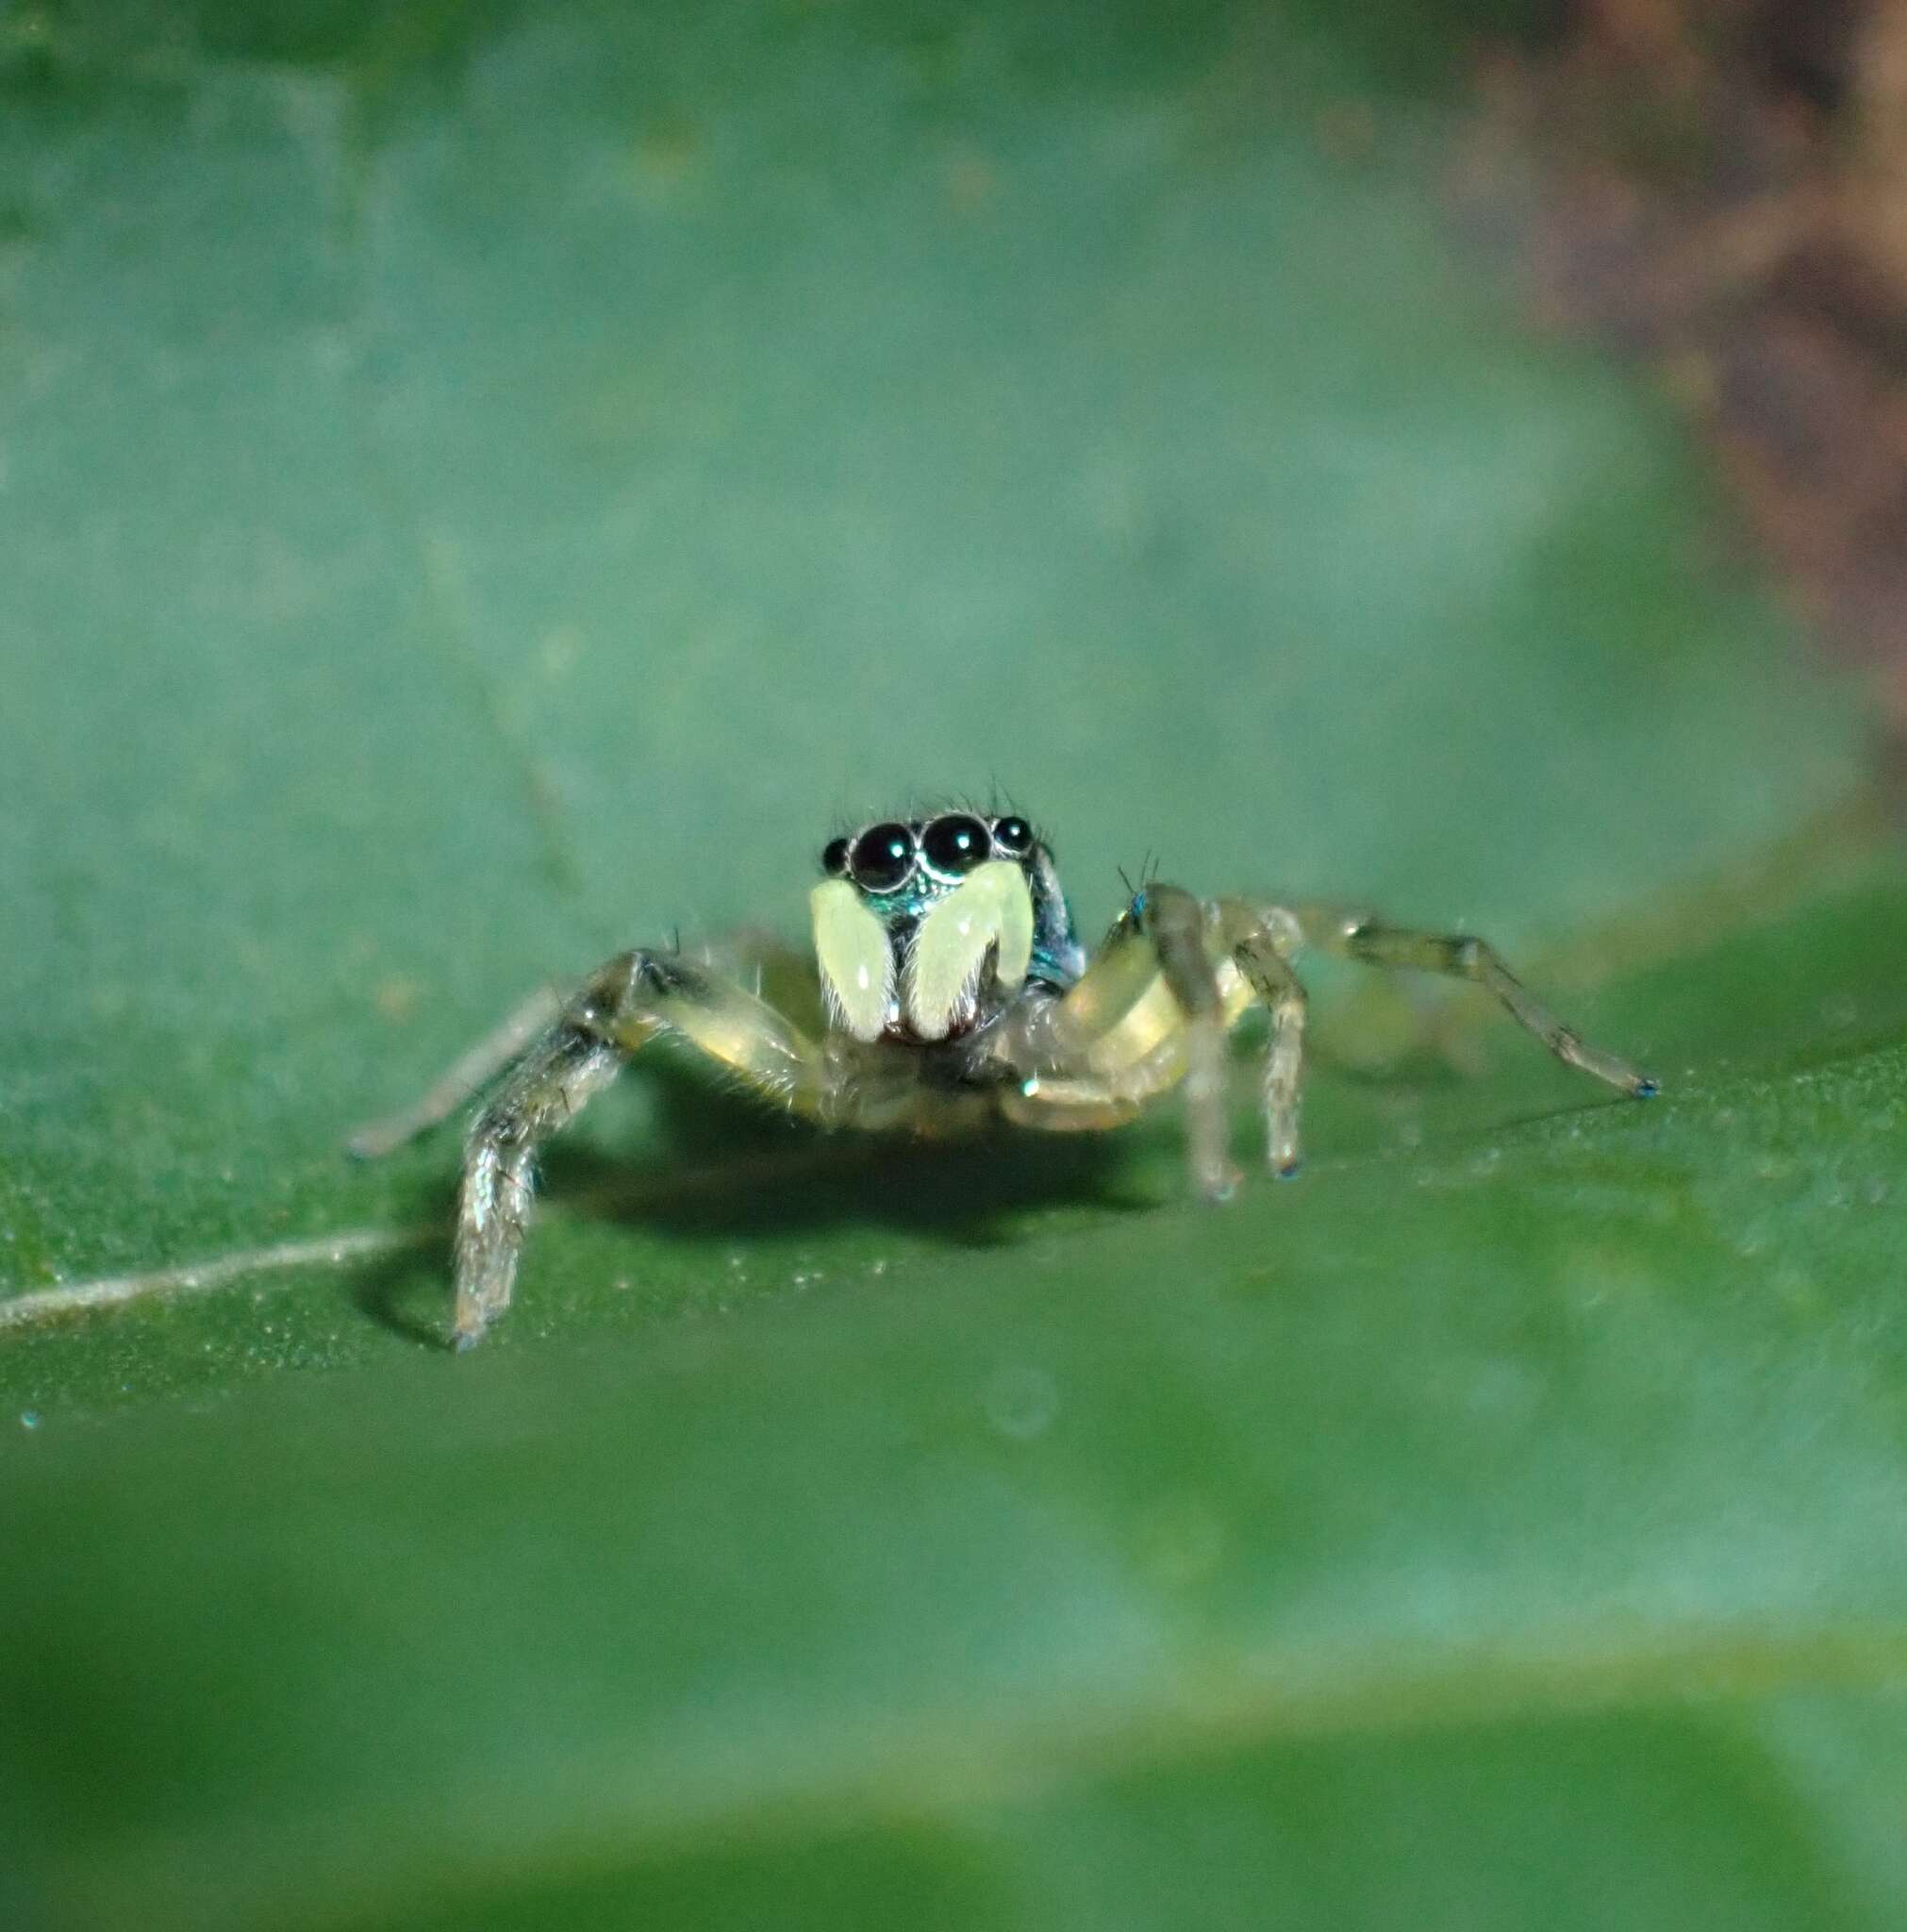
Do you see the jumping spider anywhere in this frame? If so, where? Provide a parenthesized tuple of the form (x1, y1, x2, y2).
(353, 809, 1657, 1348)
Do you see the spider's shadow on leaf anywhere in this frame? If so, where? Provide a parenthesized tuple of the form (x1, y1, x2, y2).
(350, 1057, 1163, 1347)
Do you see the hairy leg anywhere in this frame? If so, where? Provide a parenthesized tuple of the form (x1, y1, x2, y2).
(995, 885, 1252, 1200)
(347, 984, 569, 1159)
(1141, 885, 1240, 1199)
(348, 931, 824, 1161)
(454, 950, 835, 1349)
(999, 885, 1649, 1208)
(456, 1022, 622, 1349)
(1216, 902, 1308, 1176)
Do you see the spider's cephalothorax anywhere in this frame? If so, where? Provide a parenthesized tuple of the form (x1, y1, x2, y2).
(811, 812, 1085, 1045)
(353, 805, 1658, 1348)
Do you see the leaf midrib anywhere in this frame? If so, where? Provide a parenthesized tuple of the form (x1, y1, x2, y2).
(5, 1032, 1880, 1338)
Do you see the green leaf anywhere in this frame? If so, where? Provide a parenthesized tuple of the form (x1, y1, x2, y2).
(3, 4, 1902, 1928)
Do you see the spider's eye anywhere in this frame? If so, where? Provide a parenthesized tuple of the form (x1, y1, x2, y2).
(850, 822, 916, 892)
(821, 836, 851, 876)
(991, 815, 1033, 857)
(920, 813, 991, 878)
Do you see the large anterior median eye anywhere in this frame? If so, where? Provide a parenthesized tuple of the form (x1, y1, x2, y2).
(920, 813, 991, 878)
(850, 822, 916, 892)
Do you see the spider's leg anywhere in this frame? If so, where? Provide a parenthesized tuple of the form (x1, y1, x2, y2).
(456, 1019, 623, 1350)
(1296, 906, 1657, 1097)
(349, 927, 826, 1162)
(347, 983, 570, 1159)
(1214, 901, 1308, 1177)
(1143, 884, 1240, 1199)
(995, 884, 1250, 1200)
(995, 1081, 1143, 1133)
(455, 950, 834, 1349)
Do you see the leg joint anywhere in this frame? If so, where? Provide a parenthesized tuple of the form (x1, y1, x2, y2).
(630, 948, 705, 997)
(575, 948, 707, 1032)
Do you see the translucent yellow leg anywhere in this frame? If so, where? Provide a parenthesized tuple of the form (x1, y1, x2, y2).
(998, 885, 1269, 1200)
(453, 950, 835, 1349)
(1298, 907, 1658, 1097)
(1219, 904, 1307, 1176)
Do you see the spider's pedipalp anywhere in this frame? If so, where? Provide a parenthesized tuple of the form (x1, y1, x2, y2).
(810, 880, 894, 1041)
(905, 860, 1033, 1040)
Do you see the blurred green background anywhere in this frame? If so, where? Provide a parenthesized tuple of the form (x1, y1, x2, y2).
(6, 1, 1907, 1926)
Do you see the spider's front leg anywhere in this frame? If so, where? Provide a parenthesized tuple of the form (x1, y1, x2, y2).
(1217, 902, 1308, 1177)
(1141, 884, 1247, 1199)
(456, 1017, 622, 1349)
(455, 950, 833, 1349)
(1001, 880, 1655, 1209)
(998, 885, 1303, 1199)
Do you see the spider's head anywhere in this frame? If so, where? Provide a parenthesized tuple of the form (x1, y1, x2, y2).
(810, 811, 1074, 1042)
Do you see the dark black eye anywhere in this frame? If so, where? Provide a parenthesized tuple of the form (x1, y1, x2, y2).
(850, 822, 915, 891)
(991, 815, 1033, 856)
(821, 836, 851, 876)
(920, 813, 991, 877)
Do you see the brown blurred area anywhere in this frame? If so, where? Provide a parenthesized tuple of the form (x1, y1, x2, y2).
(1465, 1, 1907, 758)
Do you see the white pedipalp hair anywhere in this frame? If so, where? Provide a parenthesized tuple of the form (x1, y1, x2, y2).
(809, 878, 895, 1042)
(904, 859, 1034, 1041)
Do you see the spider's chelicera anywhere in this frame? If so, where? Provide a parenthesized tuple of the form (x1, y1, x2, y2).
(353, 808, 1657, 1348)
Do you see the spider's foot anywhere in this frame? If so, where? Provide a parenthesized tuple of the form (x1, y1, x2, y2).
(1632, 1074, 1661, 1099)
(1198, 1161, 1243, 1205)
(451, 1307, 495, 1352)
(1274, 1156, 1303, 1180)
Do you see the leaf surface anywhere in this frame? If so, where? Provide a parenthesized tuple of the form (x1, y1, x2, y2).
(2, 4, 1901, 1928)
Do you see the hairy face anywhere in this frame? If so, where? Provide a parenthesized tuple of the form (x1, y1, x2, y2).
(810, 813, 1038, 1041)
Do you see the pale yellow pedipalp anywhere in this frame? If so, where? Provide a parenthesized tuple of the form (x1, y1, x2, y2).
(906, 859, 1035, 1040)
(810, 879, 894, 1041)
